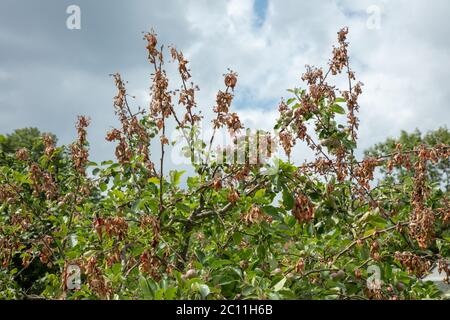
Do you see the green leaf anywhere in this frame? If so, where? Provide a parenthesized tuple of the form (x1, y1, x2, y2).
(87, 161, 98, 167)
(331, 104, 345, 114)
(148, 177, 160, 185)
(209, 259, 234, 269)
(175, 202, 191, 213)
(99, 182, 107, 192)
(198, 284, 210, 299)
(262, 205, 278, 216)
(254, 188, 266, 199)
(170, 170, 186, 186)
(242, 286, 255, 296)
(367, 214, 388, 229)
(282, 189, 294, 210)
(165, 287, 177, 299)
(187, 176, 199, 189)
(101, 160, 113, 166)
(139, 276, 156, 299)
(363, 228, 376, 237)
(342, 139, 357, 150)
(253, 188, 267, 204)
(273, 277, 287, 292)
(111, 263, 122, 276)
(286, 97, 296, 105)
(132, 198, 151, 212)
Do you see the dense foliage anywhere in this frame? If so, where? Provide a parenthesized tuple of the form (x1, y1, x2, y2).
(0, 128, 57, 165)
(0, 28, 449, 300)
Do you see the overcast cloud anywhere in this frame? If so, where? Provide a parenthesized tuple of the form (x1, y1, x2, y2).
(0, 0, 449, 167)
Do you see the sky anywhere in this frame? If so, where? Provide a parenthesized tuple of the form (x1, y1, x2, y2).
(0, 0, 449, 169)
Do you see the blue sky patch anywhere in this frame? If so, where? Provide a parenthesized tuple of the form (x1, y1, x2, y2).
(253, 0, 268, 28)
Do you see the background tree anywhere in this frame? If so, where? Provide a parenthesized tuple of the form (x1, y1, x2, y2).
(365, 127, 450, 192)
(0, 128, 57, 165)
(0, 128, 65, 297)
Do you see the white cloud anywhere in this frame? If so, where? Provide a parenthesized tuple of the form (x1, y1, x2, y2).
(179, 0, 450, 160)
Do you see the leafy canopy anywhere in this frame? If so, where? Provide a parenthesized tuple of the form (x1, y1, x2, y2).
(0, 28, 449, 300)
